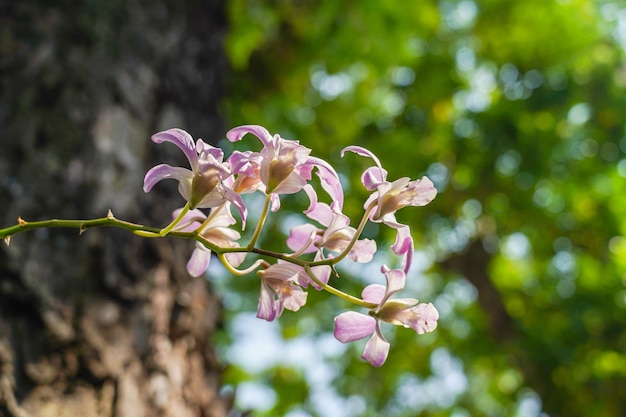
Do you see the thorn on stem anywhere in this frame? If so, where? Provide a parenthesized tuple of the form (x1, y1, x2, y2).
(17, 217, 25, 226)
(3, 236, 10, 246)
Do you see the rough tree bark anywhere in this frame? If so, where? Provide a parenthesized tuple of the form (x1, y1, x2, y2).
(0, 1, 231, 416)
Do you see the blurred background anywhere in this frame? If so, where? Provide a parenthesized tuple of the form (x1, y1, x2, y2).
(220, 1, 626, 416)
(2, 0, 626, 416)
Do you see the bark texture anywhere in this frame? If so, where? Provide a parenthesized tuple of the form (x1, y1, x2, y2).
(0, 1, 230, 416)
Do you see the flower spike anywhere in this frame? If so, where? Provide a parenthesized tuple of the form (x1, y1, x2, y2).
(0, 123, 441, 371)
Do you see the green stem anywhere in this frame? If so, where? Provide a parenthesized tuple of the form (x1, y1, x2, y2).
(246, 194, 272, 250)
(196, 202, 225, 235)
(1, 211, 157, 240)
(0, 211, 238, 259)
(304, 265, 377, 309)
(311, 201, 377, 267)
(159, 202, 190, 236)
(1, 207, 378, 310)
(217, 253, 267, 276)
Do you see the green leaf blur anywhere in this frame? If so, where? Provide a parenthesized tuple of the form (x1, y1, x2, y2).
(221, 1, 626, 416)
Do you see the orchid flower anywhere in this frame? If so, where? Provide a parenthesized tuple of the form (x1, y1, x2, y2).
(227, 150, 265, 195)
(226, 125, 344, 212)
(286, 201, 376, 263)
(172, 204, 245, 277)
(143, 128, 247, 225)
(333, 265, 439, 367)
(257, 262, 309, 321)
(341, 146, 437, 220)
(341, 146, 437, 272)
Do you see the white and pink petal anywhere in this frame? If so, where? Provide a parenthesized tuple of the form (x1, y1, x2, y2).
(348, 238, 377, 263)
(143, 164, 192, 193)
(186, 244, 212, 277)
(333, 311, 377, 343)
(151, 128, 199, 171)
(361, 328, 390, 368)
(361, 284, 386, 305)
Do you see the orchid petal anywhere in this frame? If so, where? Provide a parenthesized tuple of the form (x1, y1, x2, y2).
(226, 125, 275, 148)
(374, 177, 437, 220)
(228, 150, 256, 175)
(270, 193, 282, 212)
(186, 245, 212, 277)
(223, 188, 248, 228)
(302, 184, 319, 216)
(225, 252, 246, 268)
(341, 145, 387, 188)
(341, 145, 383, 167)
(271, 171, 308, 195)
(143, 164, 192, 193)
(391, 225, 414, 273)
(257, 263, 308, 320)
(407, 176, 438, 206)
(196, 139, 225, 162)
(257, 282, 282, 321)
(361, 328, 390, 368)
(151, 129, 199, 171)
(348, 238, 377, 263)
(408, 303, 439, 334)
(385, 297, 420, 308)
(381, 265, 406, 299)
(361, 166, 388, 191)
(362, 284, 386, 304)
(363, 192, 378, 212)
(201, 226, 241, 247)
(286, 223, 319, 254)
(281, 287, 308, 312)
(207, 204, 236, 227)
(333, 311, 376, 342)
(305, 201, 334, 226)
(308, 156, 344, 208)
(193, 187, 247, 227)
(171, 208, 206, 232)
(228, 151, 265, 195)
(260, 263, 302, 281)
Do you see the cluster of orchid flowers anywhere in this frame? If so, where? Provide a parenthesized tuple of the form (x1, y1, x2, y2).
(142, 125, 439, 367)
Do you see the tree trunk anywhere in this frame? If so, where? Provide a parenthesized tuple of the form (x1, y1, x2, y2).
(0, 1, 230, 416)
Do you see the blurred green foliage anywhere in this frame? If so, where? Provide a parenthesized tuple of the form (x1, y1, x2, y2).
(220, 0, 626, 416)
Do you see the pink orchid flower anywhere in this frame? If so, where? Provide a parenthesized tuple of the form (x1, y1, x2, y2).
(341, 146, 437, 272)
(143, 128, 247, 224)
(341, 146, 437, 220)
(226, 125, 344, 212)
(256, 262, 309, 321)
(227, 150, 265, 194)
(172, 204, 245, 277)
(287, 201, 376, 263)
(333, 265, 439, 367)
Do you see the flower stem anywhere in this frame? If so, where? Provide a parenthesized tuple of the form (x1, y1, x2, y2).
(246, 194, 272, 250)
(196, 202, 225, 235)
(0, 203, 377, 312)
(312, 201, 376, 267)
(304, 265, 377, 309)
(159, 202, 190, 236)
(217, 253, 266, 276)
(1, 211, 158, 240)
